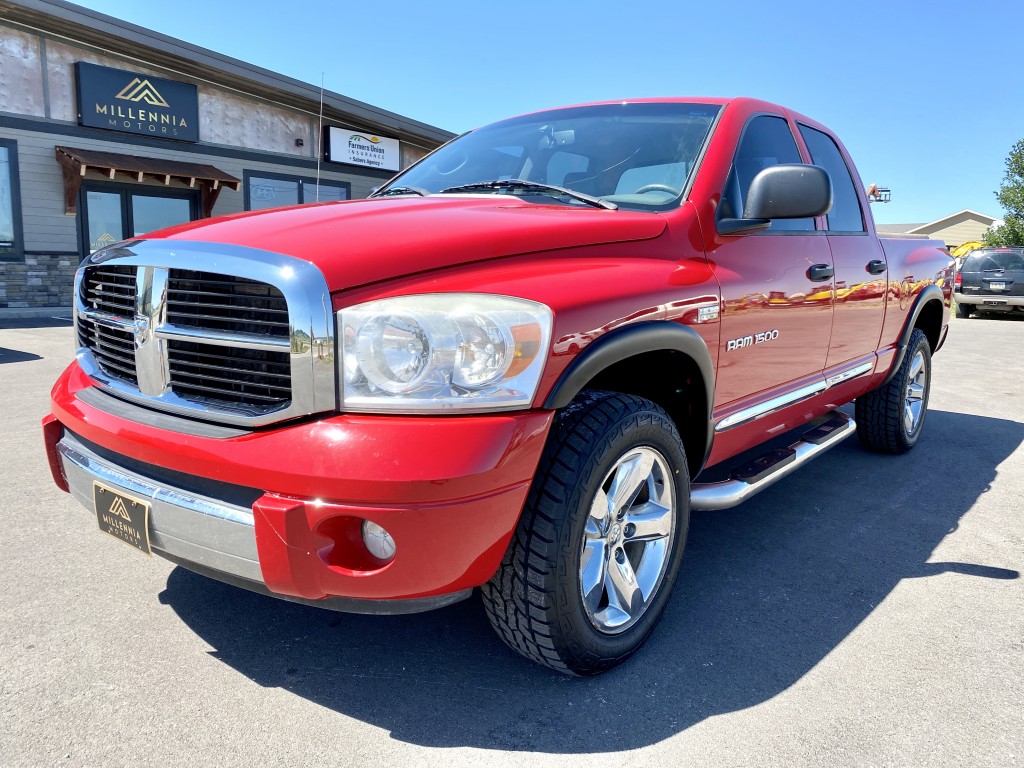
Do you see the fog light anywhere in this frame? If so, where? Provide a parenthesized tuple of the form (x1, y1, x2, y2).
(361, 520, 396, 562)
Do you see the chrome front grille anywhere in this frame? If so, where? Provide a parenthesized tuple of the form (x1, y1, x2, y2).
(166, 271, 291, 338)
(73, 241, 336, 427)
(78, 266, 139, 385)
(164, 270, 292, 410)
(167, 339, 292, 408)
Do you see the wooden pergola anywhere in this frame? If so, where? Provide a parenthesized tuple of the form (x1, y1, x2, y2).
(55, 145, 241, 218)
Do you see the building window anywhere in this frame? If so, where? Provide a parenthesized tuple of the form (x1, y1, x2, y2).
(80, 183, 198, 255)
(0, 139, 24, 260)
(244, 171, 350, 211)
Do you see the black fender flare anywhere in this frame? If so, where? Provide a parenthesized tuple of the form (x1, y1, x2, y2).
(543, 321, 717, 467)
(882, 284, 945, 386)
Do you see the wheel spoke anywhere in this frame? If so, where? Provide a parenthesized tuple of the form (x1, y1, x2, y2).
(607, 452, 654, 517)
(901, 350, 928, 434)
(580, 539, 608, 610)
(908, 354, 924, 380)
(625, 502, 672, 542)
(587, 487, 610, 535)
(605, 551, 641, 617)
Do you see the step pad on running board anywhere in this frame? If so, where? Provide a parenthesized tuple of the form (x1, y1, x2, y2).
(691, 412, 856, 511)
(732, 447, 797, 484)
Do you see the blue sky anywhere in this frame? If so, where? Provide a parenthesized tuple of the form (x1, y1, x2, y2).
(74, 0, 1020, 226)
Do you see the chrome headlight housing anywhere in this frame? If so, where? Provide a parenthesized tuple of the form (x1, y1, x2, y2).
(339, 294, 552, 413)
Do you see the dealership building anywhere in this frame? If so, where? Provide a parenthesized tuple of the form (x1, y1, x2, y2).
(0, 0, 454, 311)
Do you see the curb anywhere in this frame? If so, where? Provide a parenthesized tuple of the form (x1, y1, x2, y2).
(0, 307, 73, 320)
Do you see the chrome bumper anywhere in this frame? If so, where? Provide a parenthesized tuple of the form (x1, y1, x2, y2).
(956, 293, 1024, 307)
(57, 432, 261, 582)
(55, 430, 473, 614)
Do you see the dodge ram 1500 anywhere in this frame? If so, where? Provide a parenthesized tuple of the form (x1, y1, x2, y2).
(44, 97, 953, 675)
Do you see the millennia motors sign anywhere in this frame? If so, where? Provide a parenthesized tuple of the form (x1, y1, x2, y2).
(74, 62, 200, 142)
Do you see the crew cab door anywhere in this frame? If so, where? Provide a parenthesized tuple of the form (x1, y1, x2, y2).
(709, 114, 834, 407)
(797, 124, 886, 369)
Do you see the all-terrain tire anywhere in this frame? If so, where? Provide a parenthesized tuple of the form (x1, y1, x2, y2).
(480, 391, 689, 676)
(855, 328, 932, 454)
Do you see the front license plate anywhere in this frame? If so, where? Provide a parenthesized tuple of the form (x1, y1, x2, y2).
(94, 482, 151, 555)
(989, 282, 1006, 291)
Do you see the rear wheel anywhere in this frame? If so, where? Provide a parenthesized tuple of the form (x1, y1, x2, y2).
(955, 302, 971, 319)
(855, 328, 931, 454)
(481, 391, 689, 675)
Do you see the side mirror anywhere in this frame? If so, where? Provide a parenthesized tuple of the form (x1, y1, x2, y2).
(745, 164, 832, 219)
(718, 164, 833, 235)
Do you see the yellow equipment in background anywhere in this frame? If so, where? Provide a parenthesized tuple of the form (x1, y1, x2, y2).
(951, 241, 984, 259)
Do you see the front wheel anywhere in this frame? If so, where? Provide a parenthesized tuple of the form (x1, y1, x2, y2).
(855, 328, 932, 454)
(481, 391, 689, 675)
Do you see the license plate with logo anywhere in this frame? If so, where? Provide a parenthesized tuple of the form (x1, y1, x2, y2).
(989, 282, 1006, 291)
(93, 482, 151, 555)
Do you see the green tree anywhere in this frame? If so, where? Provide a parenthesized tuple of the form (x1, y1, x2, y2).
(985, 139, 1024, 246)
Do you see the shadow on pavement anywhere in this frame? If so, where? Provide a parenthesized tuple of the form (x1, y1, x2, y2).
(159, 408, 1022, 753)
(0, 347, 43, 363)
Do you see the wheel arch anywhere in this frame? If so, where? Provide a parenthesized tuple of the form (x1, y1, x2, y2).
(543, 322, 715, 477)
(882, 285, 944, 386)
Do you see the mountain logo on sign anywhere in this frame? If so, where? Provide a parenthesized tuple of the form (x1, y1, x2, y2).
(115, 78, 170, 107)
(108, 496, 133, 522)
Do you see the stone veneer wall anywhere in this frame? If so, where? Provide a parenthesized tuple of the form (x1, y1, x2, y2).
(0, 254, 77, 308)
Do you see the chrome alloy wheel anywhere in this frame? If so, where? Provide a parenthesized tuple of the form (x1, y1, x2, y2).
(579, 446, 676, 634)
(903, 350, 928, 435)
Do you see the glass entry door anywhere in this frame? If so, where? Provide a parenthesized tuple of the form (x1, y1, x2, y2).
(84, 190, 125, 253)
(131, 195, 192, 238)
(81, 184, 198, 255)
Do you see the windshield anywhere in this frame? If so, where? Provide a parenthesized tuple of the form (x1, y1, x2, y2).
(377, 102, 721, 212)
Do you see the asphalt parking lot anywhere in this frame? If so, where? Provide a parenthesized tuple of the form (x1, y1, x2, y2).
(1, 313, 1021, 768)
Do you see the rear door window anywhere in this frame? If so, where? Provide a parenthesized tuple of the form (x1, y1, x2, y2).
(798, 125, 865, 233)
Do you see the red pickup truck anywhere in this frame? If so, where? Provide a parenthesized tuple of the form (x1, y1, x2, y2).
(44, 97, 952, 675)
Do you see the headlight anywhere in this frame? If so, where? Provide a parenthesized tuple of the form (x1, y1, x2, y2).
(339, 294, 552, 413)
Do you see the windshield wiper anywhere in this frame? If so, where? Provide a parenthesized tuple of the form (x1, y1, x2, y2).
(369, 185, 430, 198)
(440, 179, 617, 210)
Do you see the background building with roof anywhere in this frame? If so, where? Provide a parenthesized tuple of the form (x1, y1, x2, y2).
(876, 209, 1000, 249)
(0, 0, 454, 311)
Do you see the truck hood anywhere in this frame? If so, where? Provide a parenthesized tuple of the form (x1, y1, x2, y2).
(153, 196, 667, 290)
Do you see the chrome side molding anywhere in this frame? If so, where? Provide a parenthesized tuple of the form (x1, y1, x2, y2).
(715, 361, 873, 433)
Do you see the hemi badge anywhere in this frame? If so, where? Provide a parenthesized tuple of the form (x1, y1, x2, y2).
(697, 305, 720, 323)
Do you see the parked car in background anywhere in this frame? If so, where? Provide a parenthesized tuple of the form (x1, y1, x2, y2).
(955, 247, 1024, 317)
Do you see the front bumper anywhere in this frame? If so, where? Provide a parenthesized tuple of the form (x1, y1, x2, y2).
(46, 363, 553, 611)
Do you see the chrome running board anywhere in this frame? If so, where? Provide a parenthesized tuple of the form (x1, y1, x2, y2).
(690, 412, 856, 511)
